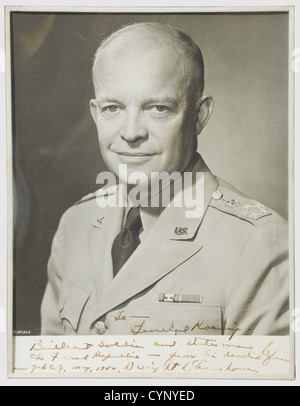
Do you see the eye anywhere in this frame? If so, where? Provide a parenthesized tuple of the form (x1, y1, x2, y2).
(106, 105, 119, 113)
(155, 105, 168, 112)
(145, 105, 172, 117)
(99, 104, 123, 116)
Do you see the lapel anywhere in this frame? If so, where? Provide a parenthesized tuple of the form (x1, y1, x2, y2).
(88, 188, 125, 299)
(90, 161, 219, 324)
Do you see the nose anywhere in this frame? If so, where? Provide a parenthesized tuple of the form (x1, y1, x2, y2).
(120, 108, 148, 143)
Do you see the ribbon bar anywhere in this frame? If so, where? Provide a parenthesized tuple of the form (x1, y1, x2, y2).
(159, 293, 203, 304)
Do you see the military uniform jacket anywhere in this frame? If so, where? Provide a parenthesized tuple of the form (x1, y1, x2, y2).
(41, 159, 289, 336)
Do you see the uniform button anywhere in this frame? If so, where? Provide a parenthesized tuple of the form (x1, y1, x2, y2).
(94, 321, 106, 335)
(212, 190, 223, 200)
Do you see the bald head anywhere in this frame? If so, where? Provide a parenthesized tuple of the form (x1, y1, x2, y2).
(92, 22, 205, 102)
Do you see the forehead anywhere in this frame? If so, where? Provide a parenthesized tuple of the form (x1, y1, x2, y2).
(93, 31, 191, 96)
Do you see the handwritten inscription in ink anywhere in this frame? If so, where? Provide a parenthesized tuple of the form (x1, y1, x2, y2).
(12, 335, 291, 378)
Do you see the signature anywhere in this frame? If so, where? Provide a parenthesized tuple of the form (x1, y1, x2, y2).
(130, 318, 241, 339)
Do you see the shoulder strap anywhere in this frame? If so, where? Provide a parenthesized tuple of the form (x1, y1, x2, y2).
(209, 178, 273, 224)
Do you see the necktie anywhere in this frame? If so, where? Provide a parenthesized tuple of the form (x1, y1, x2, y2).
(111, 207, 142, 277)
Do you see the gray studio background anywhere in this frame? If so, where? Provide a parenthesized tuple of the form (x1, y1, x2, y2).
(11, 12, 290, 335)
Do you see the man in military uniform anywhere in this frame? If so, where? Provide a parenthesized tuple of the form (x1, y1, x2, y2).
(41, 22, 289, 336)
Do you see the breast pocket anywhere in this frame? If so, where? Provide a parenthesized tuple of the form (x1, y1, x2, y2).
(171, 303, 223, 335)
(59, 278, 91, 334)
(128, 303, 223, 335)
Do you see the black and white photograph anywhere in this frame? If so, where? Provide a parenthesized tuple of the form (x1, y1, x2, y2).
(4, 5, 296, 380)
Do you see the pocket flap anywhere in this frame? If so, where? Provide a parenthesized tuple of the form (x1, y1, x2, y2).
(59, 278, 91, 331)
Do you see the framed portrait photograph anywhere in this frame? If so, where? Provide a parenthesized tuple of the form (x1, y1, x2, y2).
(5, 4, 296, 382)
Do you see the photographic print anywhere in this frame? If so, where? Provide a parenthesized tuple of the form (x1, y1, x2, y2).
(6, 6, 295, 380)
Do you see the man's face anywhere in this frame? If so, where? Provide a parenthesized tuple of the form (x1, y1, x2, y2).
(90, 35, 199, 186)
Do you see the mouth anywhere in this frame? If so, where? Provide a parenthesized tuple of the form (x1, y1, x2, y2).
(114, 151, 157, 163)
(117, 152, 156, 157)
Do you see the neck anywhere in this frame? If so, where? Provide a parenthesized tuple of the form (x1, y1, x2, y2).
(124, 153, 205, 209)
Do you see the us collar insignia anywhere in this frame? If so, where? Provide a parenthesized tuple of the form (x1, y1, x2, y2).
(174, 227, 189, 236)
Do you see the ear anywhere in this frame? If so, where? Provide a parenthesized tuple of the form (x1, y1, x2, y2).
(89, 99, 98, 124)
(195, 95, 214, 134)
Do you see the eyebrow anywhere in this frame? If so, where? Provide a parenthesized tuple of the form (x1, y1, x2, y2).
(143, 97, 178, 106)
(96, 96, 182, 108)
(97, 98, 122, 105)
